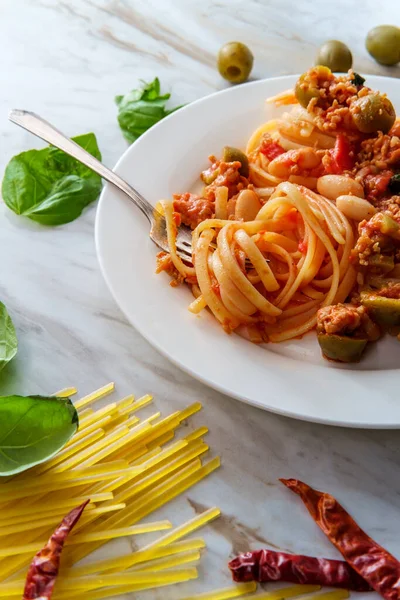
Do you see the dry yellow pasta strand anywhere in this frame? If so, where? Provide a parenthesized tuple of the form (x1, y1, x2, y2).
(78, 402, 117, 428)
(132, 549, 201, 572)
(134, 441, 209, 492)
(54, 577, 193, 600)
(146, 433, 174, 452)
(0, 492, 112, 523)
(79, 395, 136, 433)
(68, 520, 172, 544)
(77, 424, 153, 470)
(179, 402, 203, 421)
(53, 386, 78, 397)
(179, 582, 257, 600)
(122, 393, 153, 414)
(68, 538, 206, 577)
(138, 439, 189, 470)
(113, 443, 154, 466)
(1, 568, 198, 596)
(34, 429, 105, 475)
(115, 394, 135, 409)
(109, 449, 204, 506)
(67, 462, 219, 567)
(56, 567, 199, 591)
(74, 382, 115, 409)
(0, 516, 168, 558)
(51, 426, 132, 472)
(0, 464, 130, 503)
(100, 460, 202, 528)
(143, 506, 220, 551)
(137, 413, 181, 446)
(61, 461, 204, 565)
(0, 504, 125, 537)
(0, 385, 221, 600)
(132, 460, 221, 529)
(72, 414, 113, 442)
(186, 427, 208, 441)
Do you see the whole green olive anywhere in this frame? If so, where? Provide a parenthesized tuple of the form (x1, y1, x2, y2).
(315, 40, 353, 72)
(366, 25, 400, 66)
(217, 42, 254, 84)
(294, 66, 332, 108)
(222, 146, 249, 177)
(351, 93, 396, 134)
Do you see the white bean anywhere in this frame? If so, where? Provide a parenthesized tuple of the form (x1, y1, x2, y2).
(235, 189, 262, 221)
(268, 148, 321, 178)
(336, 195, 376, 222)
(317, 175, 364, 200)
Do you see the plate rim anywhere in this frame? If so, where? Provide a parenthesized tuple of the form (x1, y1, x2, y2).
(95, 74, 400, 429)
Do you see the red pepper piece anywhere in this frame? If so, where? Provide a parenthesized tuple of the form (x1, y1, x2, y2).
(229, 549, 372, 591)
(281, 479, 400, 600)
(260, 139, 286, 161)
(327, 134, 355, 174)
(23, 500, 89, 600)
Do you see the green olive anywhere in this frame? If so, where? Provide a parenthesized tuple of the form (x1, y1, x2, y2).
(315, 40, 353, 72)
(360, 292, 400, 327)
(366, 25, 400, 66)
(294, 66, 332, 108)
(368, 254, 395, 273)
(350, 93, 396, 133)
(217, 42, 254, 84)
(222, 146, 249, 177)
(317, 333, 368, 362)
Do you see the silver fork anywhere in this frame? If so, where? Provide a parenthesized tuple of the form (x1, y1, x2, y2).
(8, 109, 194, 264)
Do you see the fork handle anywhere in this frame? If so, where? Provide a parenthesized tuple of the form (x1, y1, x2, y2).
(8, 109, 155, 224)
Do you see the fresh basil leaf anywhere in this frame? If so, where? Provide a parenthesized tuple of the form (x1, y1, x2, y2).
(2, 133, 102, 226)
(116, 77, 184, 143)
(0, 395, 78, 475)
(22, 175, 101, 226)
(0, 302, 17, 372)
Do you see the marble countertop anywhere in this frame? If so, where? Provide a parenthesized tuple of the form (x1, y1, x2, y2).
(2, 1, 400, 598)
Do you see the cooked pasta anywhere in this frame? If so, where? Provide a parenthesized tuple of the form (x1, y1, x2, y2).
(157, 67, 400, 362)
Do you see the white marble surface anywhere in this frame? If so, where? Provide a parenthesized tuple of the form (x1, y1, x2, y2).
(2, 1, 400, 598)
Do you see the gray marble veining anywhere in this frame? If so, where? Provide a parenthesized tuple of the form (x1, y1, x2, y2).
(1, 1, 400, 598)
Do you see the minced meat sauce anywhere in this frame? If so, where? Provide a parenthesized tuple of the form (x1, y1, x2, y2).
(317, 304, 367, 336)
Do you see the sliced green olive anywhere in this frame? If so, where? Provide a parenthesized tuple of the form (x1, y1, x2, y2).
(201, 166, 220, 185)
(294, 66, 332, 108)
(317, 333, 368, 362)
(217, 42, 254, 84)
(315, 40, 353, 72)
(360, 292, 400, 326)
(350, 93, 396, 134)
(380, 213, 400, 236)
(368, 254, 395, 273)
(366, 25, 400, 66)
(222, 146, 249, 177)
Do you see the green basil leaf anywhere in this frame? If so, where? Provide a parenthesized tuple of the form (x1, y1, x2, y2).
(2, 133, 102, 226)
(0, 302, 18, 372)
(0, 395, 78, 475)
(22, 175, 102, 226)
(116, 77, 183, 143)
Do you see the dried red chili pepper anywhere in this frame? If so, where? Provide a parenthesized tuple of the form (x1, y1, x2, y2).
(23, 500, 89, 600)
(229, 549, 372, 591)
(281, 479, 400, 600)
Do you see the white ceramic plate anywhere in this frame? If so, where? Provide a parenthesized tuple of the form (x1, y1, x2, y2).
(96, 75, 400, 428)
